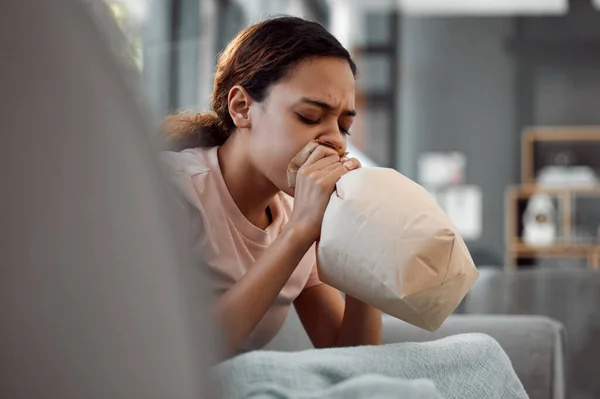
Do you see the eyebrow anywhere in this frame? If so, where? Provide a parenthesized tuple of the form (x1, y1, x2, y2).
(300, 97, 357, 117)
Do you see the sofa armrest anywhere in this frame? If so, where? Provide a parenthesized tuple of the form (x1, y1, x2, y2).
(382, 314, 566, 399)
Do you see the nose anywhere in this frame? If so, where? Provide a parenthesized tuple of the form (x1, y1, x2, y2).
(316, 124, 346, 153)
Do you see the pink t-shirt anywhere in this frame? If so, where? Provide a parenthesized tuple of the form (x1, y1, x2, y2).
(161, 146, 321, 352)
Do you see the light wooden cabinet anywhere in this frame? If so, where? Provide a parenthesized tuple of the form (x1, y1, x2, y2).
(506, 127, 600, 269)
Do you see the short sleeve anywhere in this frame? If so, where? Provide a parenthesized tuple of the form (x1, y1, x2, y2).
(304, 262, 323, 289)
(159, 150, 206, 211)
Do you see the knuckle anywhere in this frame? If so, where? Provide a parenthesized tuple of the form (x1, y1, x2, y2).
(302, 172, 319, 185)
(298, 167, 309, 177)
(316, 145, 337, 158)
(317, 178, 330, 192)
(312, 146, 326, 157)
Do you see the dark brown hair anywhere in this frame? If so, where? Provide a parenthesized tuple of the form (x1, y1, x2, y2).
(162, 16, 357, 151)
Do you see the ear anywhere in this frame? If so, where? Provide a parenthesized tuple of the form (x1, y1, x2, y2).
(227, 85, 253, 129)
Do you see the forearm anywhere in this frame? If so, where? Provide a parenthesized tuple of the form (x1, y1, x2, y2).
(335, 295, 382, 347)
(214, 225, 313, 354)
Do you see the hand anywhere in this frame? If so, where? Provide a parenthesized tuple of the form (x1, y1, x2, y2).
(288, 145, 361, 243)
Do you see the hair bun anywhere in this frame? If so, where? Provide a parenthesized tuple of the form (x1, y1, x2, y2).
(161, 112, 224, 150)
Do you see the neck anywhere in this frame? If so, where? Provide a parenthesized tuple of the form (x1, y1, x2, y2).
(217, 134, 279, 228)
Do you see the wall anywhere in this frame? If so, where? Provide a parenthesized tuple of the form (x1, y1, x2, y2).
(397, 17, 517, 265)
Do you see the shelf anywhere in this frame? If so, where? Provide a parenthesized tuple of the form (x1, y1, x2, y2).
(512, 184, 600, 196)
(510, 241, 600, 254)
(521, 127, 600, 184)
(507, 241, 600, 269)
(523, 126, 600, 142)
(507, 126, 600, 270)
(505, 186, 600, 269)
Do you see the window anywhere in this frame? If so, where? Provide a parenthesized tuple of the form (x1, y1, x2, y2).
(104, 0, 147, 71)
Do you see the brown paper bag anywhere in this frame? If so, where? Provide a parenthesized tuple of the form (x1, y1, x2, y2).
(287, 141, 479, 332)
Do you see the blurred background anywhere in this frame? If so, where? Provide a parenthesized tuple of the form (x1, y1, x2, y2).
(102, 0, 600, 271)
(52, 1, 600, 398)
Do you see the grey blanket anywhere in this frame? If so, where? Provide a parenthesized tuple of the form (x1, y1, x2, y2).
(216, 333, 529, 399)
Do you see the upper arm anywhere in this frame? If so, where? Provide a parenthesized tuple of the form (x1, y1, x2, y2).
(294, 283, 345, 349)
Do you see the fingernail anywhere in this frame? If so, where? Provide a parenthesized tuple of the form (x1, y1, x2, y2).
(344, 161, 353, 169)
(340, 157, 349, 163)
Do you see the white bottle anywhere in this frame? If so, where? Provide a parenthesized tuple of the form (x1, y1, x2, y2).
(523, 194, 557, 246)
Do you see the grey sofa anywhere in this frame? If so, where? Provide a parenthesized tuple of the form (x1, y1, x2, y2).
(465, 268, 600, 399)
(267, 306, 566, 399)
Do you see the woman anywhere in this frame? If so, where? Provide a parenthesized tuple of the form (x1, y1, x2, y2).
(161, 16, 381, 355)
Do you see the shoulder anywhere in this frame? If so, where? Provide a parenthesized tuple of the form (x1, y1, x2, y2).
(160, 147, 211, 176)
(159, 147, 214, 210)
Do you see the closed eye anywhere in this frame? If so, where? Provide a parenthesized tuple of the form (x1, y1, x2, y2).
(297, 114, 319, 125)
(297, 114, 352, 136)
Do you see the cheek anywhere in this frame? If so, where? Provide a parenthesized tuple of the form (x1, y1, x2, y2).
(249, 114, 311, 188)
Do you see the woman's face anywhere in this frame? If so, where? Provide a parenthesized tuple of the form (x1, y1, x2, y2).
(247, 56, 356, 196)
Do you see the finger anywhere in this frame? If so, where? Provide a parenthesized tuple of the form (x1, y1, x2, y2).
(301, 154, 340, 174)
(342, 158, 361, 171)
(301, 145, 341, 168)
(305, 163, 347, 197)
(321, 162, 349, 186)
(312, 159, 345, 176)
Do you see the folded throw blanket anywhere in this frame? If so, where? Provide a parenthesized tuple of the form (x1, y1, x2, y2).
(215, 333, 528, 399)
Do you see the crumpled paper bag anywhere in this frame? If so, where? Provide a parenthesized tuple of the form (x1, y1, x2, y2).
(287, 141, 479, 332)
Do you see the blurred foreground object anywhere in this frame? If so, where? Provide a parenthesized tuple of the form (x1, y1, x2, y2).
(0, 0, 219, 398)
